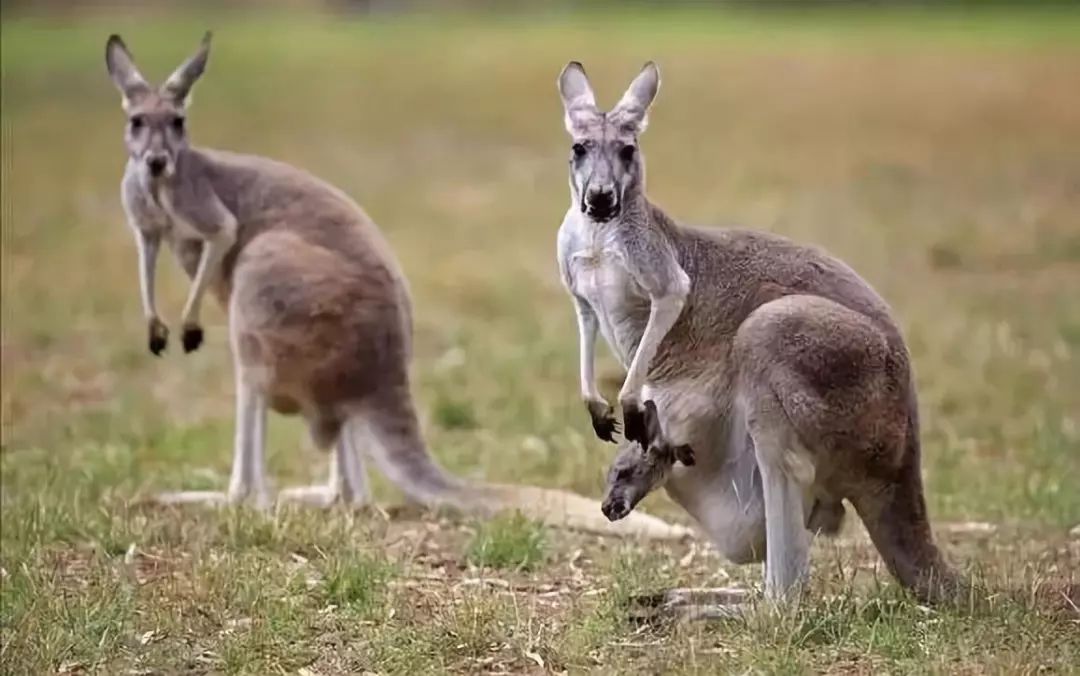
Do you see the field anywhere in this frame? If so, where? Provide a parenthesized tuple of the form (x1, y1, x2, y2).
(2, 5, 1080, 674)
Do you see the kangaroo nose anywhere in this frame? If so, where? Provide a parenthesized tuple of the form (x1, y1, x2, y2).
(601, 497, 627, 521)
(585, 188, 618, 221)
(147, 156, 167, 177)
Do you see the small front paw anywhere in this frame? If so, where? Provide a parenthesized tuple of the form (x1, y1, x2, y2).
(147, 318, 169, 356)
(181, 323, 204, 353)
(586, 399, 620, 443)
(621, 398, 652, 448)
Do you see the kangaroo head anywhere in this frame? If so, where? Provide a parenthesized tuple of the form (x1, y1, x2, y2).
(105, 32, 211, 181)
(557, 61, 660, 223)
(601, 439, 674, 522)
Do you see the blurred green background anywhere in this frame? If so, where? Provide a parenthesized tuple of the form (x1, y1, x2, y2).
(2, 1, 1079, 673)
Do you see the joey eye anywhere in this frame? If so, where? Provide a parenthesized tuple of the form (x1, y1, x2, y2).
(129, 115, 145, 132)
(616, 468, 633, 481)
(619, 144, 636, 163)
(171, 116, 186, 133)
(572, 143, 587, 159)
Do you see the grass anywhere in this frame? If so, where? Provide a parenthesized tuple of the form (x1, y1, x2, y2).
(466, 512, 548, 572)
(2, 4, 1080, 674)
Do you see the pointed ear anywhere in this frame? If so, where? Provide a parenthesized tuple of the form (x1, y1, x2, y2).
(105, 34, 150, 107)
(558, 61, 599, 135)
(161, 31, 212, 105)
(610, 61, 660, 135)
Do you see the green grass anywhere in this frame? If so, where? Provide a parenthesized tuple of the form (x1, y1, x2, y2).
(466, 512, 548, 571)
(3, 4, 1080, 674)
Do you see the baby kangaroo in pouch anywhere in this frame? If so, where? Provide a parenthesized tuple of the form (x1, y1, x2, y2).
(556, 61, 965, 610)
(104, 33, 691, 540)
(602, 401, 694, 522)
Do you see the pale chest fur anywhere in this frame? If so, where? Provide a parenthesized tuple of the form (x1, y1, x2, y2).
(121, 171, 205, 276)
(558, 217, 649, 367)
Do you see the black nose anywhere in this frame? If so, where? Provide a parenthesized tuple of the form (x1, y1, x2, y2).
(601, 498, 627, 521)
(147, 157, 167, 176)
(586, 189, 618, 220)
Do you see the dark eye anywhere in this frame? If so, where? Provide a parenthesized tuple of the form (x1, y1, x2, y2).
(171, 116, 186, 133)
(616, 468, 633, 481)
(619, 144, 636, 163)
(571, 143, 587, 159)
(129, 115, 145, 132)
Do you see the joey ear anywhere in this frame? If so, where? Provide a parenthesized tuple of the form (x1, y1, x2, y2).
(610, 61, 660, 134)
(558, 61, 599, 134)
(162, 31, 212, 105)
(105, 34, 150, 107)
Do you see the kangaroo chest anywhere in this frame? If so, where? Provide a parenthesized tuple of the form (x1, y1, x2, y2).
(566, 247, 649, 367)
(124, 179, 206, 279)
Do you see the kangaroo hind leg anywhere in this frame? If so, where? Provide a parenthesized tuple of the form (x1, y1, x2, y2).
(278, 414, 370, 509)
(744, 391, 815, 603)
(153, 366, 271, 510)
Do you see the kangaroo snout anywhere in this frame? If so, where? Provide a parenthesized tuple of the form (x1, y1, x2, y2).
(601, 495, 630, 521)
(584, 187, 619, 221)
(146, 155, 169, 177)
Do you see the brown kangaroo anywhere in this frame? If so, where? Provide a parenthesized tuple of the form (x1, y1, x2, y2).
(555, 59, 964, 607)
(103, 32, 692, 541)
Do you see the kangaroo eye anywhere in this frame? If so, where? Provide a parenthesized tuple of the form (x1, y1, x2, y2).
(619, 144, 636, 163)
(572, 143, 587, 159)
(129, 115, 145, 132)
(171, 116, 186, 133)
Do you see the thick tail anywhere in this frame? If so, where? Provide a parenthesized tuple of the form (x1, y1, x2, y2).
(355, 387, 692, 541)
(850, 390, 968, 603)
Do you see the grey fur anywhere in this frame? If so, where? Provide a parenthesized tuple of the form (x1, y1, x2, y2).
(104, 34, 691, 541)
(556, 61, 963, 603)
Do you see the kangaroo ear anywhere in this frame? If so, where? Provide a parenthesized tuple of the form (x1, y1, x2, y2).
(611, 61, 660, 135)
(105, 34, 150, 108)
(162, 31, 212, 105)
(558, 61, 599, 135)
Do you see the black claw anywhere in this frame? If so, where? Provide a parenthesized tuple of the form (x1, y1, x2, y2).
(147, 320, 168, 356)
(182, 325, 204, 353)
(148, 335, 167, 356)
(586, 401, 620, 443)
(591, 415, 619, 443)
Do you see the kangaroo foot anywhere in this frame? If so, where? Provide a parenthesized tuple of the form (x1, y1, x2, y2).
(149, 489, 268, 511)
(277, 485, 368, 510)
(149, 488, 271, 511)
(626, 586, 750, 624)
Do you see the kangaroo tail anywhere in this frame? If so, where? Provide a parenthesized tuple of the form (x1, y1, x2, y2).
(850, 386, 968, 603)
(354, 386, 692, 541)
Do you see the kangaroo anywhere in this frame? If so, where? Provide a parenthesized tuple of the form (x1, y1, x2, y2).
(600, 400, 694, 523)
(104, 33, 693, 541)
(603, 438, 849, 537)
(555, 60, 964, 605)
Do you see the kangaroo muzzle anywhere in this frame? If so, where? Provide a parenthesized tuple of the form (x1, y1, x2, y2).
(146, 154, 170, 178)
(584, 185, 619, 222)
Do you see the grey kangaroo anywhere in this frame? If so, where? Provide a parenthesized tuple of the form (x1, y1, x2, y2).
(104, 33, 693, 540)
(555, 60, 964, 606)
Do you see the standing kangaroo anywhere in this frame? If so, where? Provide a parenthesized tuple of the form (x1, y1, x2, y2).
(103, 33, 692, 540)
(555, 61, 964, 604)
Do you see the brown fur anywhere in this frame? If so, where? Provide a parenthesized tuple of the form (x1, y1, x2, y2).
(557, 61, 964, 602)
(105, 33, 691, 541)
